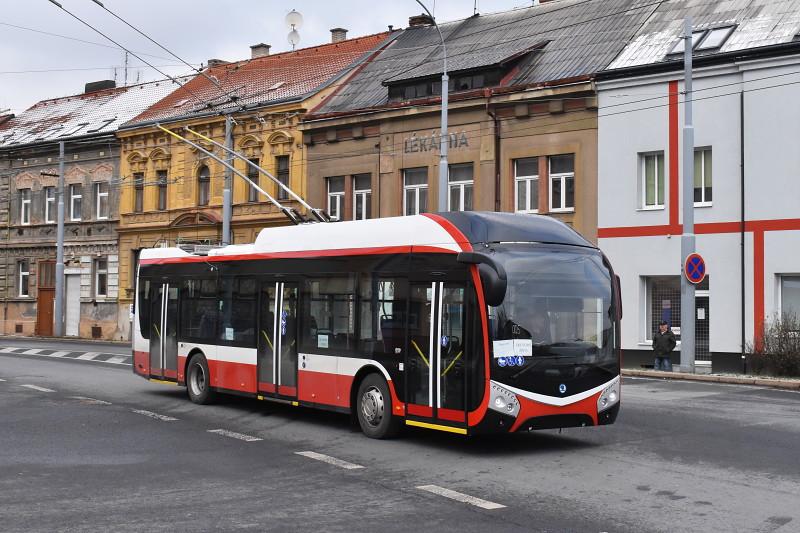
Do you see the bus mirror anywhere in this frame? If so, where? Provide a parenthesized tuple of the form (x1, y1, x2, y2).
(457, 252, 507, 306)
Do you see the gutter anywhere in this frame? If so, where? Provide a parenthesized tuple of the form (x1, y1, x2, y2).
(0, 132, 118, 154)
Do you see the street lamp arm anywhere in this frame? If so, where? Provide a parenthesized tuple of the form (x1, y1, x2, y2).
(414, 0, 447, 74)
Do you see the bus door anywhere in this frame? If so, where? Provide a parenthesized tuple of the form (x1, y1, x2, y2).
(257, 281, 299, 398)
(406, 281, 468, 426)
(149, 282, 178, 380)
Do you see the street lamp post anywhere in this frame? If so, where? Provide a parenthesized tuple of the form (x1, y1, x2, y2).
(415, 1, 449, 212)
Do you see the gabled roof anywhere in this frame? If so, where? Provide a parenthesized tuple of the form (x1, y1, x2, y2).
(125, 32, 393, 128)
(0, 79, 188, 149)
(607, 0, 800, 70)
(311, 0, 655, 116)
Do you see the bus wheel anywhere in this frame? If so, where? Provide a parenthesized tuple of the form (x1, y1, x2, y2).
(187, 353, 216, 405)
(356, 373, 401, 439)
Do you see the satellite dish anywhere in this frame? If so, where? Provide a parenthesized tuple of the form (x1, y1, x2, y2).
(287, 29, 301, 48)
(285, 9, 303, 29)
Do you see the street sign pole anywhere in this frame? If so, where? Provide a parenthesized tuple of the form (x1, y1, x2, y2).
(53, 140, 66, 337)
(680, 17, 696, 373)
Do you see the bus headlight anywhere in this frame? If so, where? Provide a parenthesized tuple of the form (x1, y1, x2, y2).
(489, 382, 520, 418)
(597, 378, 620, 413)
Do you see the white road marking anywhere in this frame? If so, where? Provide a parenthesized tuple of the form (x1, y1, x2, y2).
(70, 396, 112, 405)
(416, 485, 506, 510)
(207, 429, 262, 442)
(295, 451, 365, 470)
(77, 352, 100, 360)
(50, 351, 70, 357)
(131, 409, 178, 421)
(20, 384, 56, 393)
(22, 349, 43, 355)
(0, 378, 6, 381)
(0, 347, 17, 353)
(104, 356, 128, 364)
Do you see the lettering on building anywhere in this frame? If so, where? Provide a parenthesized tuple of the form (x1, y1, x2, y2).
(403, 131, 469, 153)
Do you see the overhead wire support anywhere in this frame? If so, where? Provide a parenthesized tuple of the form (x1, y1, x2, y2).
(88, 0, 238, 104)
(46, 0, 207, 107)
(184, 126, 330, 222)
(156, 124, 305, 225)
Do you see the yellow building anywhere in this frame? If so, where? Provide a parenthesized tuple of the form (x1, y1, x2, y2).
(115, 31, 392, 338)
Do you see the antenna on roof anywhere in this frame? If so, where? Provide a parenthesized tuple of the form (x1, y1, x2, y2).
(286, 9, 303, 50)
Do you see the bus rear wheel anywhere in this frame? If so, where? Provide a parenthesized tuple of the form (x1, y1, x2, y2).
(187, 353, 216, 405)
(356, 373, 401, 439)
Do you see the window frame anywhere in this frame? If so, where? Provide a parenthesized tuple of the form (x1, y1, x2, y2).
(156, 170, 168, 211)
(514, 157, 539, 214)
(548, 155, 575, 213)
(133, 173, 144, 213)
(276, 155, 290, 201)
(197, 165, 211, 206)
(403, 167, 429, 216)
(69, 183, 82, 221)
(447, 163, 474, 212)
(779, 275, 800, 319)
(44, 186, 56, 224)
(326, 176, 345, 221)
(640, 152, 665, 210)
(694, 148, 713, 207)
(19, 188, 31, 225)
(95, 181, 109, 220)
(94, 257, 108, 298)
(247, 158, 260, 203)
(353, 174, 372, 221)
(18, 260, 30, 297)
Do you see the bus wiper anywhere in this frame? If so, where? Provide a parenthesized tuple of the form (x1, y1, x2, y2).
(509, 353, 574, 380)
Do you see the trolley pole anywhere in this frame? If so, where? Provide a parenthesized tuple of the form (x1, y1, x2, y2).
(222, 115, 232, 245)
(680, 17, 696, 373)
(54, 140, 65, 336)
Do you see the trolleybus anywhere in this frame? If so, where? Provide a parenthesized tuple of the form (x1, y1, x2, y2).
(133, 211, 621, 438)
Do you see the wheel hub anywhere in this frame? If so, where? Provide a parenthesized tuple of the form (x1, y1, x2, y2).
(361, 386, 384, 427)
(190, 364, 205, 396)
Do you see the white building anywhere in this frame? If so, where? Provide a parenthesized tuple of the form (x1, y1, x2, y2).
(596, 0, 800, 372)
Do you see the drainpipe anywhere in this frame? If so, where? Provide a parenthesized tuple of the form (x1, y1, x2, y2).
(486, 91, 501, 212)
(740, 90, 746, 373)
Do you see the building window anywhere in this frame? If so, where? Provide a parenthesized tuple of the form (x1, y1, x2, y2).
(448, 163, 473, 212)
(514, 157, 539, 213)
(247, 158, 259, 202)
(95, 182, 109, 219)
(198, 165, 210, 206)
(133, 173, 144, 213)
(276, 155, 289, 200)
(327, 177, 345, 221)
(157, 170, 168, 211)
(549, 154, 575, 212)
(353, 174, 372, 220)
(694, 148, 712, 205)
(403, 167, 428, 216)
(69, 184, 82, 221)
(640, 152, 665, 209)
(95, 258, 108, 298)
(18, 260, 30, 297)
(44, 187, 55, 224)
(780, 276, 800, 318)
(19, 188, 31, 225)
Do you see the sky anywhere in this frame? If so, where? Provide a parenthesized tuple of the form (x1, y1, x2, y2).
(0, 0, 532, 114)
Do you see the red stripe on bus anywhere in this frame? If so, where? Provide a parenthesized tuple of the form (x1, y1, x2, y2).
(510, 392, 601, 432)
(438, 407, 466, 423)
(407, 404, 433, 417)
(139, 245, 458, 265)
(422, 213, 474, 252)
(133, 350, 149, 375)
(298, 370, 349, 407)
(278, 385, 297, 397)
(163, 369, 177, 379)
(468, 265, 491, 427)
(258, 382, 276, 393)
(206, 359, 257, 393)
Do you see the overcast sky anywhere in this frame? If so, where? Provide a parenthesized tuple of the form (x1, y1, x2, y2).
(0, 0, 531, 114)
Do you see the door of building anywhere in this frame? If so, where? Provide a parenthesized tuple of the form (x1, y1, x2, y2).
(257, 281, 298, 398)
(36, 260, 56, 336)
(405, 281, 468, 427)
(65, 274, 80, 336)
(695, 294, 710, 363)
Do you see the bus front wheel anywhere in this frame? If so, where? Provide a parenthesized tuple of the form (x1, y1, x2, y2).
(356, 373, 401, 439)
(186, 353, 216, 405)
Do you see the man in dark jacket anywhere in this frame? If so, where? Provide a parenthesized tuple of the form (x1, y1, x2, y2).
(652, 321, 677, 371)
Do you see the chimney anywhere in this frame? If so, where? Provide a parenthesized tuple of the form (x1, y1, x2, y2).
(250, 43, 271, 59)
(206, 59, 228, 68)
(330, 28, 348, 43)
(84, 80, 116, 94)
(409, 13, 434, 27)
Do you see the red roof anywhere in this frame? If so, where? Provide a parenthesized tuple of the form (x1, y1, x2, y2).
(127, 32, 391, 126)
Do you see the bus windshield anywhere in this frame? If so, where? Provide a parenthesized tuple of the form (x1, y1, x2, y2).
(488, 244, 617, 387)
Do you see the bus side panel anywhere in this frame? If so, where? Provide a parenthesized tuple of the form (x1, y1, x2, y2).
(209, 345, 256, 393)
(134, 350, 150, 377)
(298, 353, 348, 407)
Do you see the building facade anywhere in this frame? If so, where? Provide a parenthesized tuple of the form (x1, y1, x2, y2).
(116, 31, 392, 339)
(596, 0, 800, 371)
(0, 79, 181, 339)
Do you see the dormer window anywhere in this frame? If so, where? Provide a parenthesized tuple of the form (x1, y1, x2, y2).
(387, 69, 502, 103)
(669, 31, 705, 55)
(668, 26, 735, 56)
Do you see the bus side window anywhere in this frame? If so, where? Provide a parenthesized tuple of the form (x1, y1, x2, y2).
(217, 276, 257, 346)
(179, 278, 218, 342)
(303, 276, 355, 352)
(358, 276, 407, 358)
(138, 279, 151, 339)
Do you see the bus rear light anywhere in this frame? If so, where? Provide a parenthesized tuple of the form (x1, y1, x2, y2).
(489, 382, 519, 418)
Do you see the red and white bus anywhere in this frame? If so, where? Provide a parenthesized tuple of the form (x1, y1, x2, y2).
(133, 212, 621, 438)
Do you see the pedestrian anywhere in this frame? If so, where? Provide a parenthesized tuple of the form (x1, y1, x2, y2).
(652, 320, 677, 371)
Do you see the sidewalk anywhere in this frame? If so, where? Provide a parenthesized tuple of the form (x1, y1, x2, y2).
(623, 368, 800, 391)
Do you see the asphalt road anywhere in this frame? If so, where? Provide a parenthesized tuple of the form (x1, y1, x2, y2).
(1, 348, 799, 532)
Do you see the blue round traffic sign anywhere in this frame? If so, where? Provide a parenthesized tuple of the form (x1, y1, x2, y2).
(684, 253, 707, 284)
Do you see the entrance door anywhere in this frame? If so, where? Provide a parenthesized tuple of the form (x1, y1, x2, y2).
(257, 281, 298, 398)
(406, 281, 468, 424)
(149, 282, 178, 380)
(65, 274, 80, 336)
(36, 261, 55, 336)
(695, 295, 710, 363)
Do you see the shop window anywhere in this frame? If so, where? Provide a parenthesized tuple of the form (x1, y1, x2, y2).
(640, 152, 665, 209)
(645, 276, 709, 341)
(694, 148, 712, 205)
(514, 157, 539, 213)
(549, 154, 575, 212)
(448, 163, 473, 212)
(403, 167, 428, 216)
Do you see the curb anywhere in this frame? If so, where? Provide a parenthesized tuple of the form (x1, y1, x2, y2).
(622, 369, 800, 391)
(0, 335, 129, 346)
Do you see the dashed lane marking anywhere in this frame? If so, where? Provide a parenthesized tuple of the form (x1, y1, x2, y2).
(295, 451, 365, 470)
(50, 351, 70, 357)
(77, 352, 100, 360)
(0, 378, 6, 381)
(69, 396, 112, 405)
(131, 409, 178, 421)
(22, 349, 43, 355)
(207, 429, 262, 442)
(104, 356, 128, 364)
(416, 485, 506, 510)
(20, 384, 56, 393)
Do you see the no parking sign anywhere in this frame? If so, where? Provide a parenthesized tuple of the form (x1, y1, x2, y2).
(684, 253, 707, 284)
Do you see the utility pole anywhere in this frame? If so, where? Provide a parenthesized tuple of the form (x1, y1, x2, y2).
(680, 17, 696, 373)
(54, 141, 65, 336)
(222, 115, 233, 245)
